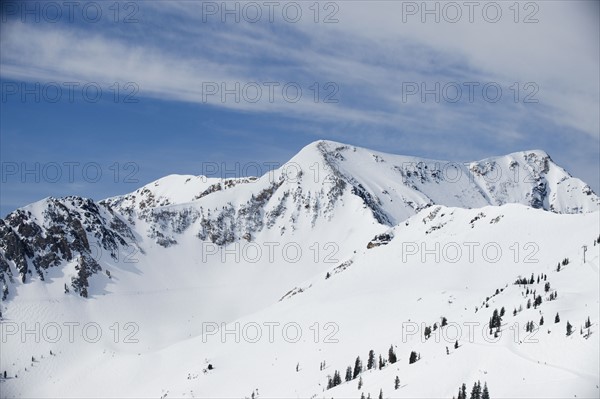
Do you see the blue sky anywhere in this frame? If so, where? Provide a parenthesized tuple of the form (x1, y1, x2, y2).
(1, 0, 599, 217)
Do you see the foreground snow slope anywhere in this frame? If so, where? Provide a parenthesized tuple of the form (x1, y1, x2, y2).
(1, 205, 598, 398)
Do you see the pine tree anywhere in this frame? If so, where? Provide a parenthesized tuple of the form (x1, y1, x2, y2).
(394, 376, 400, 389)
(527, 299, 532, 309)
(585, 316, 591, 329)
(378, 354, 384, 370)
(358, 375, 363, 389)
(441, 316, 448, 327)
(454, 340, 459, 349)
(460, 383, 467, 399)
(379, 388, 383, 399)
(500, 307, 505, 317)
(296, 362, 299, 372)
(367, 350, 375, 370)
(555, 312, 560, 323)
(345, 366, 352, 382)
(540, 316, 544, 326)
(566, 321, 573, 336)
(388, 345, 397, 364)
(409, 351, 418, 364)
(481, 383, 490, 399)
(424, 325, 432, 340)
(361, 393, 365, 399)
(353, 356, 362, 379)
(2, 371, 6, 379)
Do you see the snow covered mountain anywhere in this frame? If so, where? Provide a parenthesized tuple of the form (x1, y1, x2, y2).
(0, 140, 598, 398)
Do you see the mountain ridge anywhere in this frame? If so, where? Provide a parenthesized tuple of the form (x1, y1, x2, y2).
(0, 140, 597, 301)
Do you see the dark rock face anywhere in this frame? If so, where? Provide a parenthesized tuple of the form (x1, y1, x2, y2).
(0, 197, 135, 300)
(367, 233, 394, 249)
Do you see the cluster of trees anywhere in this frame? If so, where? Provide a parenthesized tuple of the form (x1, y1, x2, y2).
(359, 390, 384, 399)
(514, 273, 547, 285)
(525, 320, 537, 332)
(424, 316, 448, 339)
(326, 345, 399, 390)
(557, 258, 569, 271)
(455, 381, 490, 399)
(326, 370, 342, 389)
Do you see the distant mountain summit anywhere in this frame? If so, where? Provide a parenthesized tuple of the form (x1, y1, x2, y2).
(1, 140, 598, 299)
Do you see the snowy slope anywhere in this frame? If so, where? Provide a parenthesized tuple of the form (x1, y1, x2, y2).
(0, 141, 598, 398)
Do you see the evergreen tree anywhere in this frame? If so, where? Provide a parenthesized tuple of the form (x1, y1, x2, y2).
(555, 312, 560, 323)
(3, 371, 6, 379)
(379, 388, 383, 399)
(409, 351, 418, 364)
(540, 316, 544, 326)
(490, 309, 501, 328)
(566, 321, 573, 336)
(585, 316, 591, 328)
(367, 350, 375, 370)
(394, 376, 400, 390)
(424, 325, 432, 340)
(527, 299, 532, 309)
(358, 375, 363, 389)
(500, 307, 505, 317)
(454, 340, 459, 349)
(441, 316, 448, 327)
(361, 393, 365, 399)
(481, 383, 490, 399)
(388, 345, 397, 364)
(353, 356, 362, 379)
(544, 282, 551, 292)
(460, 383, 467, 399)
(534, 295, 542, 308)
(345, 366, 352, 382)
(378, 354, 384, 370)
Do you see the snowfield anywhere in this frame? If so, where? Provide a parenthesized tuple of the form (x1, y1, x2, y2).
(1, 141, 598, 398)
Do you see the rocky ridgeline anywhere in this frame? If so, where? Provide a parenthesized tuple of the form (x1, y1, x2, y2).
(0, 197, 135, 299)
